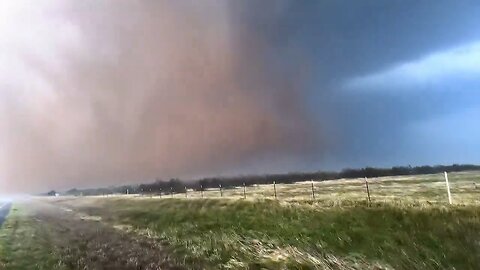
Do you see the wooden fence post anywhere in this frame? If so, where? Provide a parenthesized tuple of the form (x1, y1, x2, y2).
(219, 184, 223, 197)
(364, 177, 371, 206)
(243, 183, 246, 199)
(311, 180, 315, 200)
(273, 181, 277, 199)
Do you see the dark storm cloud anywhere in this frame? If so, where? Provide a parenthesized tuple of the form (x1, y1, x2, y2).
(278, 0, 480, 81)
(271, 0, 480, 167)
(225, 0, 480, 168)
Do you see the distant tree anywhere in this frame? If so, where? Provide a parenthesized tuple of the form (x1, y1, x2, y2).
(168, 178, 185, 193)
(65, 188, 81, 196)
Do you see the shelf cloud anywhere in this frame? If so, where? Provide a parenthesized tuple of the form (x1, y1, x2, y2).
(344, 42, 480, 92)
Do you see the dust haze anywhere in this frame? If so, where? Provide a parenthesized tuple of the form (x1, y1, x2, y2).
(0, 1, 318, 193)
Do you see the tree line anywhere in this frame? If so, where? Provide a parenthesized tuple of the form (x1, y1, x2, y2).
(59, 164, 480, 196)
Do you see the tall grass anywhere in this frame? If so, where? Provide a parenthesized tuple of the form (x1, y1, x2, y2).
(67, 198, 480, 269)
(0, 206, 64, 270)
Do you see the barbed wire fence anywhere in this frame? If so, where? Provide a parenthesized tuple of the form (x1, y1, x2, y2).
(113, 171, 480, 205)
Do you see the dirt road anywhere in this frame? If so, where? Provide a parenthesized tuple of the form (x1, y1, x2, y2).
(15, 199, 184, 270)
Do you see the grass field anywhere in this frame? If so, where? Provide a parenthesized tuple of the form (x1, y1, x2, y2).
(1, 171, 480, 269)
(51, 171, 480, 269)
(54, 197, 480, 269)
(0, 205, 64, 269)
(159, 171, 480, 205)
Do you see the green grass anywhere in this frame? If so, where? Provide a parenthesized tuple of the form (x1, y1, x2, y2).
(0, 205, 64, 270)
(66, 197, 480, 269)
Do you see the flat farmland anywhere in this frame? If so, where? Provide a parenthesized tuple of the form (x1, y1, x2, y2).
(1, 171, 480, 269)
(168, 171, 480, 205)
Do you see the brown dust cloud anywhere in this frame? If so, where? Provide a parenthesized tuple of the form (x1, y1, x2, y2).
(0, 1, 320, 193)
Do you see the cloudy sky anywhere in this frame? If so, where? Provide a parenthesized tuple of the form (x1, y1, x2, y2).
(1, 0, 480, 193)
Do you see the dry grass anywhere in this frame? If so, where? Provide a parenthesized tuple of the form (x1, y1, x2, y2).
(51, 192, 480, 269)
(3, 171, 479, 269)
(119, 171, 480, 206)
